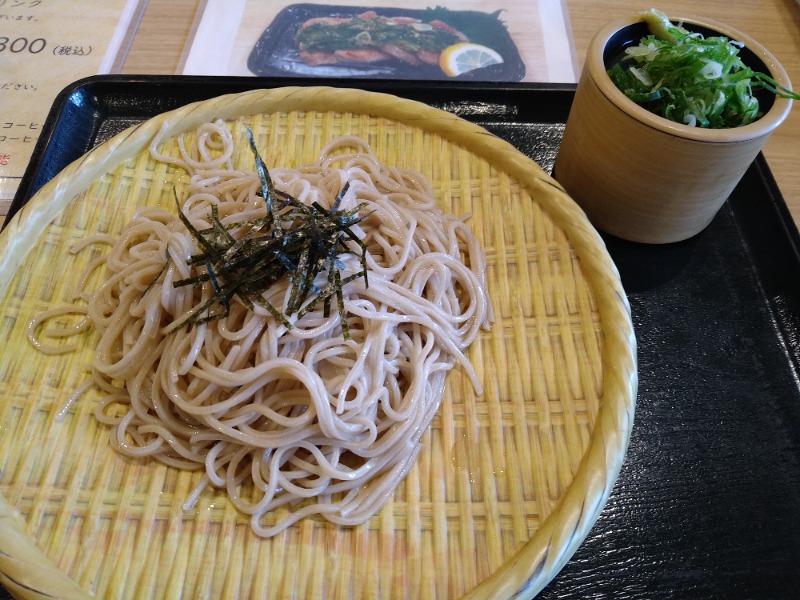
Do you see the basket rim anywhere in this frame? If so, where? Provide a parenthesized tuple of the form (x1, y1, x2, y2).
(0, 86, 637, 600)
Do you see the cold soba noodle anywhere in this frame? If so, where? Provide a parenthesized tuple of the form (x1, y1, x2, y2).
(30, 119, 492, 537)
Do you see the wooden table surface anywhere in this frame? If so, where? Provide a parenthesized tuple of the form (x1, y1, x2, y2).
(3, 0, 799, 230)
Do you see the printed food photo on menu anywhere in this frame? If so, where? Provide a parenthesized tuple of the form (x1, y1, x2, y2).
(246, 4, 526, 81)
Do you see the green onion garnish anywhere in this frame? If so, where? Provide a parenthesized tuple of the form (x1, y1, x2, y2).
(607, 8, 800, 128)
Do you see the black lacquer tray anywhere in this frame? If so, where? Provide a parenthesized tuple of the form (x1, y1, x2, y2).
(6, 76, 800, 599)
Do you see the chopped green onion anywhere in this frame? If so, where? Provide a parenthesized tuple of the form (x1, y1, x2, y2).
(607, 8, 800, 128)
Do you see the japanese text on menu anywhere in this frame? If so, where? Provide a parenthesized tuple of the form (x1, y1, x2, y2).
(0, 0, 139, 203)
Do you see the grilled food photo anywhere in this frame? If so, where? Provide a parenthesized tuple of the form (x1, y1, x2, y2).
(247, 4, 525, 81)
(295, 10, 470, 67)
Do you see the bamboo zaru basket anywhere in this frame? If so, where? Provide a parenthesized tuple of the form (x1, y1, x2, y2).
(0, 87, 636, 599)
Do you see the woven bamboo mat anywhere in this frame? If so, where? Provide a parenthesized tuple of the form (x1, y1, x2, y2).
(0, 87, 636, 599)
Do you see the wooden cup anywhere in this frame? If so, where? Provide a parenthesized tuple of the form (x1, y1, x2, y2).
(554, 15, 794, 244)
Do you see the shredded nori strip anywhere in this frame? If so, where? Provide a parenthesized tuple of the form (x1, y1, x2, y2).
(159, 128, 370, 338)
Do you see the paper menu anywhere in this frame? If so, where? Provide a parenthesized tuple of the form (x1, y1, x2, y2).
(0, 0, 145, 207)
(182, 0, 577, 83)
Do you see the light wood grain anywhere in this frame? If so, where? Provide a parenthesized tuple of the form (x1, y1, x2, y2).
(566, 0, 800, 231)
(3, 0, 799, 231)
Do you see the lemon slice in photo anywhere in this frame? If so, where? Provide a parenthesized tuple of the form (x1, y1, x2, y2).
(439, 43, 504, 77)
